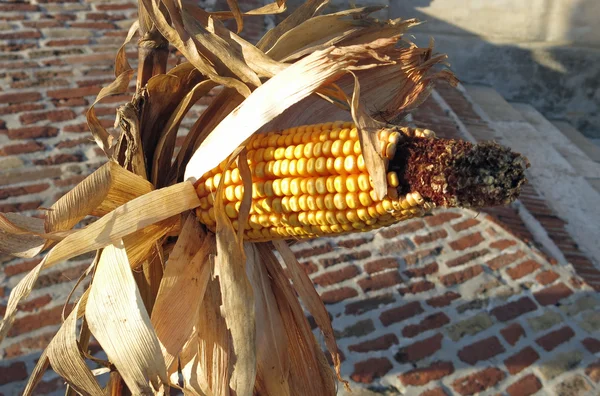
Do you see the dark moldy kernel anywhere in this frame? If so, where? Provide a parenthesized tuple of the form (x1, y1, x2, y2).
(391, 137, 529, 208)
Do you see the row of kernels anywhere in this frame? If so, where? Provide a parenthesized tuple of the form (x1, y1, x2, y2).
(246, 138, 362, 164)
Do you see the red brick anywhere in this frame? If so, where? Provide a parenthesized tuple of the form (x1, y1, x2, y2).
(56, 137, 94, 149)
(0, 3, 40, 11)
(582, 338, 600, 354)
(20, 109, 77, 125)
(402, 312, 450, 338)
(487, 250, 527, 270)
(0, 141, 45, 155)
(506, 260, 542, 280)
(533, 283, 573, 306)
(47, 86, 102, 99)
(414, 229, 448, 246)
(34, 263, 90, 289)
(0, 103, 45, 116)
(399, 361, 454, 387)
(348, 333, 398, 353)
(4, 126, 59, 139)
(319, 251, 370, 268)
(380, 220, 425, 238)
(336, 236, 373, 249)
(490, 239, 517, 251)
(586, 360, 600, 383)
(394, 333, 444, 363)
(504, 347, 540, 374)
(398, 280, 435, 296)
(427, 291, 461, 307)
(70, 22, 116, 29)
(350, 357, 393, 383)
(4, 331, 55, 358)
(86, 12, 127, 21)
(425, 211, 461, 226)
(313, 266, 359, 286)
(35, 377, 66, 394)
(453, 218, 480, 232)
(0, 361, 28, 385)
(345, 294, 395, 315)
(46, 39, 91, 47)
(8, 303, 74, 337)
(0, 183, 49, 200)
(404, 262, 439, 278)
(19, 294, 52, 312)
(320, 287, 357, 305)
(446, 249, 490, 268)
(33, 153, 84, 166)
(535, 270, 560, 285)
(22, 20, 62, 28)
(452, 367, 505, 396)
(491, 297, 537, 322)
(298, 261, 318, 275)
(0, 91, 42, 105)
(501, 323, 526, 346)
(449, 233, 484, 251)
(380, 301, 424, 326)
(0, 200, 42, 213)
(358, 271, 403, 292)
(364, 257, 399, 274)
(0, 31, 42, 40)
(439, 265, 484, 286)
(53, 97, 88, 107)
(458, 336, 505, 365)
(4, 258, 41, 277)
(506, 374, 542, 396)
(96, 3, 137, 10)
(536, 326, 575, 351)
(420, 388, 449, 396)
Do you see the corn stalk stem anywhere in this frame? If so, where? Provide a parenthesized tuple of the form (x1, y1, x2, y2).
(136, 30, 169, 91)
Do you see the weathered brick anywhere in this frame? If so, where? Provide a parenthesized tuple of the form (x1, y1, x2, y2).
(439, 265, 483, 286)
(320, 287, 357, 304)
(394, 333, 444, 363)
(506, 260, 542, 280)
(501, 323, 526, 346)
(313, 266, 359, 286)
(0, 200, 42, 213)
(446, 249, 490, 268)
(348, 333, 398, 353)
(350, 357, 392, 384)
(364, 257, 399, 274)
(586, 360, 600, 383)
(70, 22, 116, 30)
(398, 280, 435, 296)
(420, 387, 449, 396)
(345, 294, 395, 315)
(380, 219, 425, 238)
(334, 319, 375, 338)
(319, 250, 370, 268)
(381, 238, 414, 255)
(336, 236, 373, 249)
(4, 258, 41, 277)
(380, 301, 424, 326)
(506, 374, 542, 396)
(539, 350, 583, 380)
(582, 338, 600, 354)
(449, 232, 484, 251)
(0, 361, 28, 385)
(427, 291, 460, 307)
(487, 250, 526, 270)
(402, 312, 450, 338)
(425, 211, 461, 226)
(536, 326, 575, 351)
(298, 261, 318, 275)
(451, 367, 505, 396)
(452, 218, 480, 232)
(8, 303, 74, 337)
(4, 331, 55, 358)
(491, 296, 537, 322)
(33, 153, 84, 166)
(458, 336, 505, 365)
(20, 109, 77, 125)
(533, 283, 573, 306)
(358, 271, 403, 292)
(404, 247, 442, 266)
(4, 126, 59, 139)
(0, 103, 45, 116)
(0, 3, 40, 11)
(446, 312, 493, 341)
(46, 39, 91, 47)
(96, 3, 137, 10)
(47, 86, 102, 99)
(0, 141, 45, 156)
(414, 229, 447, 246)
(490, 239, 517, 251)
(0, 183, 49, 200)
(0, 30, 42, 40)
(504, 347, 540, 374)
(536, 270, 560, 285)
(404, 262, 439, 278)
(399, 361, 454, 387)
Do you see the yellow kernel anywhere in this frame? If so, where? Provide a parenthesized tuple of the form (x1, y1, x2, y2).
(357, 174, 370, 191)
(208, 207, 216, 221)
(357, 155, 366, 171)
(330, 224, 343, 233)
(213, 174, 223, 189)
(225, 203, 237, 218)
(280, 178, 291, 195)
(290, 178, 301, 196)
(222, 170, 232, 185)
(264, 180, 274, 197)
(254, 148, 265, 163)
(325, 211, 337, 225)
(322, 140, 332, 156)
(300, 178, 308, 194)
(306, 125, 314, 133)
(379, 140, 386, 155)
(344, 156, 358, 173)
(234, 185, 244, 201)
(306, 158, 316, 175)
(301, 131, 311, 144)
(353, 140, 362, 155)
(298, 212, 308, 225)
(334, 176, 347, 193)
(359, 191, 373, 206)
(315, 195, 325, 210)
(316, 177, 327, 194)
(331, 140, 343, 157)
(269, 213, 281, 226)
(367, 206, 378, 218)
(307, 212, 317, 225)
(334, 157, 345, 173)
(274, 147, 286, 160)
(199, 197, 209, 209)
(326, 176, 337, 193)
(352, 222, 365, 230)
(196, 183, 207, 197)
(297, 158, 307, 176)
(253, 181, 265, 198)
(272, 197, 283, 213)
(284, 134, 294, 147)
(272, 179, 283, 196)
(254, 162, 266, 179)
(294, 144, 304, 159)
(357, 208, 370, 221)
(346, 209, 359, 223)
(231, 168, 241, 184)
(287, 213, 300, 227)
(224, 186, 236, 202)
(292, 130, 302, 144)
(280, 159, 290, 176)
(333, 193, 347, 210)
(265, 161, 275, 177)
(276, 135, 286, 146)
(281, 196, 291, 212)
(306, 178, 316, 195)
(375, 202, 387, 215)
(343, 140, 354, 156)
(304, 142, 314, 158)
(285, 146, 295, 160)
(382, 199, 394, 212)
(387, 171, 399, 187)
(315, 211, 327, 226)
(200, 210, 214, 226)
(336, 212, 350, 224)
(342, 223, 354, 231)
(288, 160, 297, 176)
(350, 127, 358, 139)
(267, 134, 279, 147)
(406, 193, 418, 207)
(378, 129, 389, 140)
(251, 137, 261, 149)
(258, 214, 270, 227)
(313, 142, 323, 157)
(346, 174, 359, 192)
(346, 192, 359, 209)
(388, 131, 401, 144)
(248, 214, 261, 229)
(385, 142, 396, 159)
(262, 228, 272, 238)
(387, 187, 399, 200)
(325, 157, 335, 173)
(324, 194, 335, 210)
(311, 129, 321, 142)
(339, 128, 350, 140)
(306, 196, 317, 211)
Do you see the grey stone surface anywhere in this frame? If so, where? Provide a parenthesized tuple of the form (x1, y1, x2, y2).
(527, 310, 563, 333)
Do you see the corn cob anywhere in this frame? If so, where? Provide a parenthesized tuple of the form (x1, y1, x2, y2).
(194, 122, 528, 241)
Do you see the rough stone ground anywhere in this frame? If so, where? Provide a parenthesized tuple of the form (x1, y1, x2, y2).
(1, 1, 599, 395)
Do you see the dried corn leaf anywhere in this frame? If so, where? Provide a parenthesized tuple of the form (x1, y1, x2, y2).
(258, 0, 329, 51)
(0, 213, 45, 258)
(86, 243, 168, 394)
(48, 294, 104, 396)
(87, 21, 138, 157)
(258, 243, 336, 395)
(152, 215, 213, 372)
(123, 216, 179, 269)
(273, 240, 346, 387)
(245, 243, 290, 396)
(226, 0, 243, 33)
(23, 349, 49, 396)
(0, 182, 199, 342)
(184, 48, 355, 181)
(210, 1, 286, 20)
(214, 159, 256, 396)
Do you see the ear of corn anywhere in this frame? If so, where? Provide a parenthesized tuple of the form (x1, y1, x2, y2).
(195, 122, 435, 241)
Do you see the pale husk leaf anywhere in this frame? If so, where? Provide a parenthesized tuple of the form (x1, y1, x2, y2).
(0, 213, 45, 257)
(47, 294, 104, 396)
(184, 47, 355, 181)
(151, 214, 213, 372)
(210, 1, 286, 20)
(244, 243, 290, 396)
(123, 216, 179, 269)
(86, 243, 168, 394)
